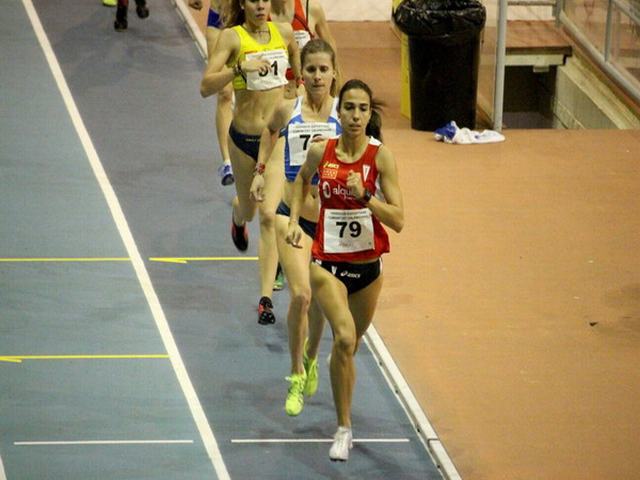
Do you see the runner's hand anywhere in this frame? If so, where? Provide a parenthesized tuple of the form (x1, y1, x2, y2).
(347, 170, 364, 200)
(242, 57, 272, 75)
(286, 222, 304, 249)
(250, 174, 264, 202)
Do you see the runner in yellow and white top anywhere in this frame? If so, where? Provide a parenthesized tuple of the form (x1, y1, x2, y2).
(201, 0, 300, 326)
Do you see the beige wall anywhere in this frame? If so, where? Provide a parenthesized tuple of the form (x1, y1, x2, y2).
(317, 0, 392, 21)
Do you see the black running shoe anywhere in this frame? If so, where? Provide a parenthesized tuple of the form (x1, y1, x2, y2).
(231, 219, 248, 251)
(114, 5, 128, 31)
(135, 0, 149, 18)
(258, 296, 276, 325)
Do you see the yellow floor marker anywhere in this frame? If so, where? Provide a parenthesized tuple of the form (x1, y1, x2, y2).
(0, 354, 169, 364)
(149, 257, 258, 264)
(0, 257, 130, 263)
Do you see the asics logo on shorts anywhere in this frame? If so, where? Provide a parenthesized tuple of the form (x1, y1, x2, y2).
(339, 270, 361, 279)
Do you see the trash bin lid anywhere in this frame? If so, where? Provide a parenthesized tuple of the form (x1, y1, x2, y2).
(393, 0, 486, 37)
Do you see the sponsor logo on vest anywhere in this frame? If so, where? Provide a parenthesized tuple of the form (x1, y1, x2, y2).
(322, 181, 331, 199)
(321, 167, 338, 179)
(363, 165, 371, 182)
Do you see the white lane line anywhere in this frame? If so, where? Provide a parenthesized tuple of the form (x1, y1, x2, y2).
(365, 326, 462, 480)
(231, 438, 410, 444)
(21, 2, 230, 479)
(0, 454, 7, 480)
(171, 0, 207, 59)
(14, 440, 193, 446)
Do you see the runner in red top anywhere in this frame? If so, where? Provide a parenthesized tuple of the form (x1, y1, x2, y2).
(286, 79, 404, 462)
(312, 136, 390, 263)
(271, 0, 341, 97)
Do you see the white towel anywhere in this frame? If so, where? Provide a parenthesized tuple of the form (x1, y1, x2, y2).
(434, 121, 505, 145)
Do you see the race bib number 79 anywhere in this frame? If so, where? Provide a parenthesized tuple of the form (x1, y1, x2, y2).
(323, 208, 374, 254)
(245, 49, 289, 91)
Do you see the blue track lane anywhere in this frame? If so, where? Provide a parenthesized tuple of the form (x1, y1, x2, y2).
(1, 0, 443, 478)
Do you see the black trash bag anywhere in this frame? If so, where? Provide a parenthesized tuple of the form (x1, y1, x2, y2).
(392, 0, 487, 131)
(393, 0, 486, 40)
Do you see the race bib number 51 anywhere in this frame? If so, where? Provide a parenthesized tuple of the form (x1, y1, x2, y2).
(245, 50, 289, 91)
(323, 208, 374, 254)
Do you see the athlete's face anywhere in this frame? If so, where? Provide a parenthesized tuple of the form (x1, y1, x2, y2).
(302, 52, 335, 96)
(338, 88, 372, 137)
(243, 0, 270, 23)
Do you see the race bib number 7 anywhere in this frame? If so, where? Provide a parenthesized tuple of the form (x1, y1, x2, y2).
(288, 122, 337, 166)
(323, 208, 374, 254)
(245, 49, 289, 91)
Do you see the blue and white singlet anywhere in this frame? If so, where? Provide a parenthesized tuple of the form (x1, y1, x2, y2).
(283, 96, 342, 185)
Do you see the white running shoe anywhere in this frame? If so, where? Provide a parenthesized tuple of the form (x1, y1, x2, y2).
(329, 426, 353, 461)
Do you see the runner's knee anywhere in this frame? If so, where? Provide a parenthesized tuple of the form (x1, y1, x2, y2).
(289, 286, 311, 314)
(259, 208, 276, 230)
(333, 326, 357, 356)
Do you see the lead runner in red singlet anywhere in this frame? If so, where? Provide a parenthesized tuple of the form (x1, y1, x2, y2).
(286, 79, 404, 462)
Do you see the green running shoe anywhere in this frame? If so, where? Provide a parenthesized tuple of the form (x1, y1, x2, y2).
(102, 0, 116, 7)
(273, 264, 285, 291)
(303, 339, 318, 397)
(285, 372, 306, 416)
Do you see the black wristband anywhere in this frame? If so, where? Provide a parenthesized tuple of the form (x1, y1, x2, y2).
(233, 61, 243, 77)
(361, 188, 372, 204)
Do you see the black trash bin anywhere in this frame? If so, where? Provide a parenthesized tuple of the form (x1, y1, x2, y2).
(393, 0, 486, 131)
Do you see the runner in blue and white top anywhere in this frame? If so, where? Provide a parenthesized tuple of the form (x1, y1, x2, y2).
(283, 94, 341, 184)
(250, 39, 341, 417)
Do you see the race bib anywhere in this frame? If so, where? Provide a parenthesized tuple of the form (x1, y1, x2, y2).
(294, 30, 311, 49)
(245, 49, 289, 91)
(288, 122, 337, 166)
(323, 208, 374, 254)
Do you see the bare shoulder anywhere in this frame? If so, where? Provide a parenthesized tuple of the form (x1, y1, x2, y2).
(219, 26, 240, 48)
(272, 97, 298, 128)
(308, 139, 329, 161)
(274, 21, 294, 39)
(308, 0, 327, 19)
(375, 144, 396, 172)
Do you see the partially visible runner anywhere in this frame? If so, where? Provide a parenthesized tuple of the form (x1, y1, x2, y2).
(264, 0, 341, 291)
(270, 0, 341, 98)
(114, 0, 149, 31)
(286, 79, 404, 461)
(203, 0, 235, 186)
(200, 0, 300, 325)
(250, 39, 341, 416)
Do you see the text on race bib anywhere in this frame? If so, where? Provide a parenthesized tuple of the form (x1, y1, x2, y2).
(288, 122, 337, 166)
(323, 208, 374, 254)
(294, 30, 311, 49)
(245, 49, 289, 91)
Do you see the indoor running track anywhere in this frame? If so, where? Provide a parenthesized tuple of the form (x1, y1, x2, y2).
(0, 0, 442, 478)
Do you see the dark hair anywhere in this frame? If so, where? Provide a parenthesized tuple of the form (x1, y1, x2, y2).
(300, 39, 338, 96)
(338, 79, 385, 141)
(224, 0, 245, 27)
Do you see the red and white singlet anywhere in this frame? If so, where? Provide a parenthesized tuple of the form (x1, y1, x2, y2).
(312, 136, 390, 262)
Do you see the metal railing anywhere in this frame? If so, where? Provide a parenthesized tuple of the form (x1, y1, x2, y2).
(558, 0, 640, 103)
